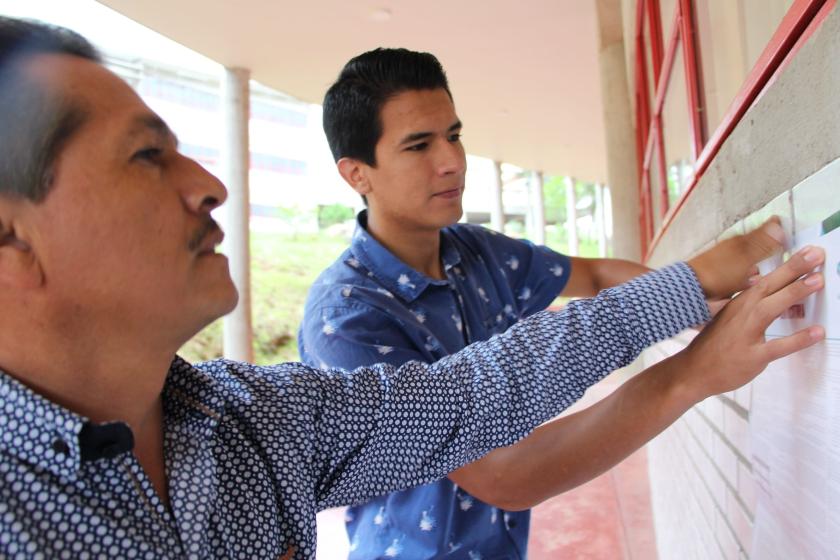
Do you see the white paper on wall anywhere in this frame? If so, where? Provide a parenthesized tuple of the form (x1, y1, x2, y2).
(750, 210, 840, 559)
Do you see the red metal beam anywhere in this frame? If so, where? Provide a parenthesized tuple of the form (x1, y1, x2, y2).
(680, 0, 706, 160)
(648, 6, 682, 219)
(636, 37, 652, 163)
(640, 172, 653, 249)
(654, 116, 669, 219)
(646, 0, 665, 85)
(653, 7, 681, 115)
(635, 0, 652, 254)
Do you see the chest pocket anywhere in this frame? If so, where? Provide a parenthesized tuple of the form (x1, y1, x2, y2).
(454, 279, 510, 337)
(482, 303, 510, 334)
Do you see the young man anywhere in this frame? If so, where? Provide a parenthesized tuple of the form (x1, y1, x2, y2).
(299, 48, 799, 558)
(0, 18, 824, 559)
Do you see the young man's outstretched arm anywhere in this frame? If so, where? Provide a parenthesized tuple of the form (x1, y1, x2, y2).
(449, 220, 792, 508)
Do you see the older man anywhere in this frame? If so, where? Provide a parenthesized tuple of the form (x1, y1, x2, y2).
(0, 17, 825, 559)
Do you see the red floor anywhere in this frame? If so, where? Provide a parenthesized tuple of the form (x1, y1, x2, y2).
(528, 375, 658, 560)
(528, 447, 657, 560)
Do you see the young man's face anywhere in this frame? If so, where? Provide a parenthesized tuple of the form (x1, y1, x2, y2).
(18, 54, 237, 349)
(364, 88, 467, 232)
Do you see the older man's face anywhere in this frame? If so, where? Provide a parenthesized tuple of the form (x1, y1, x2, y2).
(19, 54, 237, 350)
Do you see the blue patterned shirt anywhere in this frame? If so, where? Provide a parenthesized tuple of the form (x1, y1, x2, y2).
(297, 215, 682, 558)
(0, 262, 708, 559)
(299, 216, 573, 558)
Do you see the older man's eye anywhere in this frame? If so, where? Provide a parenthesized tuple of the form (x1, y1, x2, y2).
(132, 147, 163, 162)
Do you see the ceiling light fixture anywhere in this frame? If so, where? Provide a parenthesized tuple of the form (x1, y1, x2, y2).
(369, 8, 392, 22)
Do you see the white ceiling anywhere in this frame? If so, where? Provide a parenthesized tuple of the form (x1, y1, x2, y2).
(97, 0, 608, 182)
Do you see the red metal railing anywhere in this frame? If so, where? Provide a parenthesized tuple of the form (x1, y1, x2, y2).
(634, 0, 835, 261)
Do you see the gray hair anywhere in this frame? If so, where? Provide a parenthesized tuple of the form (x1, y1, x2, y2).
(0, 16, 100, 202)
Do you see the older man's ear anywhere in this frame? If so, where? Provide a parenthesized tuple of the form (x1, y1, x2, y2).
(0, 207, 43, 290)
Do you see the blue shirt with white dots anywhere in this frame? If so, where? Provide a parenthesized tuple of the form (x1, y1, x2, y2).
(0, 261, 708, 559)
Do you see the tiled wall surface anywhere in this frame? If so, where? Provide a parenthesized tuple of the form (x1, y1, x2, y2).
(644, 157, 840, 559)
(641, 5, 840, 557)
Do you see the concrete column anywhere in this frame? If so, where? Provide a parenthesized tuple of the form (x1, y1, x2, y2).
(595, 182, 608, 257)
(603, 185, 613, 255)
(221, 67, 254, 362)
(564, 176, 579, 256)
(596, 0, 641, 261)
(490, 160, 505, 233)
(524, 178, 533, 238)
(531, 171, 546, 245)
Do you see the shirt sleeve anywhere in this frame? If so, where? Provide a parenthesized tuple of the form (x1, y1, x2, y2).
(295, 262, 710, 510)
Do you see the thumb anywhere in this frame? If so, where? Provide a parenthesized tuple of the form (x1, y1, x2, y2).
(743, 217, 786, 264)
(688, 217, 786, 300)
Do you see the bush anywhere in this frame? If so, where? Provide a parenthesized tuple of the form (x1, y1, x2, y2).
(178, 232, 349, 365)
(318, 204, 354, 229)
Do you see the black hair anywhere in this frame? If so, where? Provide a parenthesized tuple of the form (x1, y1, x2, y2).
(322, 47, 451, 167)
(0, 16, 101, 202)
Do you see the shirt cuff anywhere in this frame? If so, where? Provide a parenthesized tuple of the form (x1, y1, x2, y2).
(611, 261, 711, 353)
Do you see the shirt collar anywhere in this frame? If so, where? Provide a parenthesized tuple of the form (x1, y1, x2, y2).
(0, 368, 89, 479)
(163, 356, 226, 426)
(0, 357, 225, 479)
(440, 230, 462, 272)
(349, 210, 462, 303)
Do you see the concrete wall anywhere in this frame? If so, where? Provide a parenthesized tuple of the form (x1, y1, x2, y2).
(641, 7, 840, 559)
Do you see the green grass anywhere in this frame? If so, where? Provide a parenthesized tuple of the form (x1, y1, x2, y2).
(544, 228, 602, 308)
(544, 228, 601, 258)
(178, 232, 349, 365)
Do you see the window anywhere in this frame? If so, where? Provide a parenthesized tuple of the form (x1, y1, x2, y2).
(633, 0, 831, 256)
(694, 0, 795, 137)
(661, 41, 693, 206)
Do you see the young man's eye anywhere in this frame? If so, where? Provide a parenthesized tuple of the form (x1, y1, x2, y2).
(449, 133, 462, 142)
(406, 142, 428, 152)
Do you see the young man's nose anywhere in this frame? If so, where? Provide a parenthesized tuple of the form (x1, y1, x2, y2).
(436, 142, 466, 176)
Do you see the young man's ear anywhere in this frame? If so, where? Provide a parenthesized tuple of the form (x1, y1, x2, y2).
(0, 212, 43, 289)
(336, 157, 372, 197)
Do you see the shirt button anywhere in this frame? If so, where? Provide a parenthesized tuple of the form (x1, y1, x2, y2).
(52, 439, 70, 456)
(101, 443, 121, 458)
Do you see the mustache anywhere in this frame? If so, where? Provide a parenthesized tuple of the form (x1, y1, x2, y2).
(188, 217, 222, 252)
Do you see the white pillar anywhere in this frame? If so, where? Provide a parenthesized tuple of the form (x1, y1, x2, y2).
(565, 176, 579, 256)
(221, 67, 254, 362)
(525, 175, 533, 237)
(604, 185, 613, 255)
(595, 182, 608, 257)
(490, 160, 505, 233)
(531, 171, 546, 245)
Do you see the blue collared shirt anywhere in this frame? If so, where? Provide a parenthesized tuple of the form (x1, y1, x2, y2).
(298, 215, 596, 558)
(0, 260, 708, 559)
